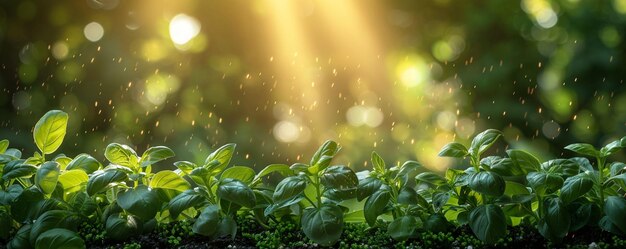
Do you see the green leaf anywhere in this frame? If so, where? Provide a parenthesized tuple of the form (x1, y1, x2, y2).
(35, 161, 60, 195)
(601, 139, 624, 157)
(0, 184, 23, 205)
(0, 139, 8, 154)
(468, 204, 507, 244)
(541, 159, 579, 177)
(11, 187, 45, 223)
(69, 192, 96, 216)
(106, 213, 142, 240)
(86, 170, 128, 196)
(507, 149, 541, 172)
(388, 216, 421, 241)
(35, 228, 85, 249)
(53, 155, 71, 171)
(469, 129, 502, 157)
(65, 154, 101, 174)
(149, 170, 191, 192)
(538, 197, 570, 241)
(117, 185, 162, 221)
(301, 204, 344, 246)
(139, 146, 175, 168)
(432, 191, 451, 212)
(105, 143, 139, 169)
(560, 172, 593, 204)
(397, 186, 420, 205)
(565, 143, 600, 158)
(438, 142, 469, 158)
(8, 224, 32, 249)
(605, 196, 626, 233)
(310, 140, 339, 167)
(217, 178, 256, 208)
(321, 165, 358, 191)
(204, 143, 236, 173)
(0, 207, 11, 240)
(599, 215, 624, 235)
(527, 172, 563, 196)
(33, 110, 68, 155)
(193, 205, 220, 237)
(415, 172, 447, 186)
(265, 176, 306, 215)
(221, 166, 256, 184)
(168, 189, 205, 219)
(30, 210, 81, 246)
(364, 186, 391, 226)
(251, 164, 293, 187)
(371, 151, 386, 173)
(2, 161, 37, 181)
(397, 160, 421, 178)
(214, 216, 237, 240)
(57, 170, 88, 194)
(357, 177, 383, 201)
(468, 171, 505, 196)
(173, 161, 197, 175)
(272, 176, 306, 203)
(481, 156, 522, 176)
(424, 213, 452, 233)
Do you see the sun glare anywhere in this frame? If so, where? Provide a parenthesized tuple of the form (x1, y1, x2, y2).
(169, 14, 201, 45)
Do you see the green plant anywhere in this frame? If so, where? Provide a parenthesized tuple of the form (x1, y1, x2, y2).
(564, 137, 626, 235)
(166, 143, 258, 240)
(263, 140, 359, 246)
(436, 129, 513, 244)
(356, 151, 424, 241)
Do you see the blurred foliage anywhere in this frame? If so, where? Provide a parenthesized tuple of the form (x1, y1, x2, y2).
(0, 0, 624, 172)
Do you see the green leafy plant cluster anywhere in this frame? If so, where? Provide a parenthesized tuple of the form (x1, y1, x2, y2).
(1, 110, 626, 248)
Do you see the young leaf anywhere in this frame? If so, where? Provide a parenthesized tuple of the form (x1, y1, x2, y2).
(149, 170, 191, 192)
(251, 164, 293, 187)
(271, 176, 306, 203)
(565, 143, 600, 158)
(371, 151, 386, 173)
(65, 154, 101, 174)
(220, 166, 256, 184)
(438, 142, 468, 158)
(117, 185, 162, 221)
(105, 143, 139, 169)
(527, 172, 564, 196)
(396, 160, 421, 178)
(217, 178, 256, 208)
(204, 143, 236, 173)
(0, 139, 8, 154)
(388, 216, 421, 241)
(469, 129, 502, 157)
(173, 161, 197, 175)
(139, 146, 175, 168)
(193, 205, 220, 237)
(601, 139, 624, 157)
(310, 140, 339, 167)
(560, 172, 593, 204)
(35, 228, 85, 249)
(364, 186, 391, 226)
(35, 161, 60, 195)
(604, 196, 626, 233)
(415, 172, 447, 187)
(301, 204, 344, 246)
(468, 204, 507, 244)
(33, 110, 68, 155)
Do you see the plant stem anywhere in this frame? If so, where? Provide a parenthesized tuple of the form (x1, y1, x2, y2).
(314, 174, 322, 208)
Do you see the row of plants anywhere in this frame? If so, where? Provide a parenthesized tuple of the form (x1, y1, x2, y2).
(1, 110, 626, 248)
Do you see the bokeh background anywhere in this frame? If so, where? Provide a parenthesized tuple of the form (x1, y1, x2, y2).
(0, 0, 625, 172)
